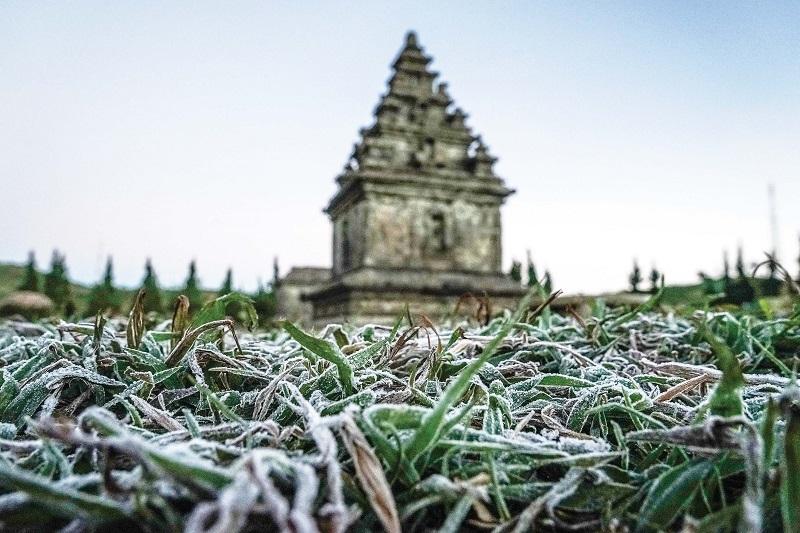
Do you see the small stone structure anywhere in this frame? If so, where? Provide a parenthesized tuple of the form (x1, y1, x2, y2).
(281, 31, 525, 325)
(275, 267, 331, 323)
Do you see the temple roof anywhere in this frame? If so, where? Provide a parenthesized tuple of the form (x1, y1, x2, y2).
(338, 31, 506, 185)
(280, 267, 332, 285)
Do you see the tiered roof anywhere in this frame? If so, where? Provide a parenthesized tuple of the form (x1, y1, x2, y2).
(333, 31, 507, 198)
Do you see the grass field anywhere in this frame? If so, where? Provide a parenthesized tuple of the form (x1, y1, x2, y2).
(0, 289, 799, 531)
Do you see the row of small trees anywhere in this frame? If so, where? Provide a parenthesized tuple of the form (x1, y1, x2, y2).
(628, 244, 799, 300)
(18, 251, 277, 321)
(700, 247, 785, 303)
(628, 263, 661, 294)
(509, 252, 553, 293)
(20, 251, 75, 312)
(515, 242, 800, 297)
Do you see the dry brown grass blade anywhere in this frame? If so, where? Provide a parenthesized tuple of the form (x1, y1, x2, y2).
(642, 358, 789, 387)
(165, 319, 238, 367)
(126, 289, 146, 349)
(475, 293, 492, 326)
(654, 374, 709, 403)
(566, 306, 587, 329)
(453, 293, 473, 315)
(252, 362, 300, 421)
(453, 293, 492, 325)
(388, 326, 419, 361)
(171, 295, 191, 351)
(129, 395, 184, 432)
(753, 252, 800, 296)
(417, 314, 441, 352)
(339, 415, 401, 533)
(526, 290, 562, 323)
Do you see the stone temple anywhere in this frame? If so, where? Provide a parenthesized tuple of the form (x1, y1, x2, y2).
(277, 31, 525, 325)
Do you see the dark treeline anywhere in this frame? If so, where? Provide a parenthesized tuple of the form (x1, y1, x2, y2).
(12, 251, 278, 324)
(625, 244, 798, 304)
(695, 246, 787, 305)
(8, 240, 800, 322)
(509, 250, 552, 293)
(511, 240, 800, 304)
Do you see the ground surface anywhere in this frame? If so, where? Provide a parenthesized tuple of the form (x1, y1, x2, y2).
(0, 261, 713, 310)
(0, 294, 798, 532)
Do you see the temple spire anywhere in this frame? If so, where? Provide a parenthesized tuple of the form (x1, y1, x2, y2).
(392, 30, 429, 70)
(340, 31, 505, 180)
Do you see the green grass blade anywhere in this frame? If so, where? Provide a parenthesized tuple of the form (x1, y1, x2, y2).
(284, 321, 355, 396)
(0, 460, 130, 521)
(403, 289, 533, 462)
(637, 458, 714, 531)
(780, 388, 800, 532)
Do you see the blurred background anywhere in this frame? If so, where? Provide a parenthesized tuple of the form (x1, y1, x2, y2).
(1, 1, 798, 305)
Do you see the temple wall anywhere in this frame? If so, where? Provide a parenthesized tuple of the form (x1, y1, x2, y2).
(275, 283, 314, 323)
(275, 267, 332, 325)
(332, 202, 368, 275)
(311, 288, 522, 328)
(358, 194, 501, 273)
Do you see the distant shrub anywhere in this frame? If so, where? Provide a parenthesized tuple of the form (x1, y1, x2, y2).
(182, 260, 204, 313)
(87, 257, 122, 315)
(18, 251, 39, 292)
(140, 259, 163, 313)
(0, 290, 53, 319)
(43, 250, 72, 312)
(509, 260, 522, 283)
(628, 260, 642, 293)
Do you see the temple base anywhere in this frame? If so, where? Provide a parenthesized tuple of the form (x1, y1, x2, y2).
(305, 267, 527, 327)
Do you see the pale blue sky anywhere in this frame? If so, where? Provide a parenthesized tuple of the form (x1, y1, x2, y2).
(1, 1, 798, 293)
